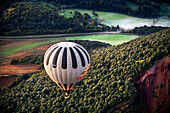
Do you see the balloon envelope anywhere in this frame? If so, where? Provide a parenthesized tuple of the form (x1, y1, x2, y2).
(44, 42, 90, 95)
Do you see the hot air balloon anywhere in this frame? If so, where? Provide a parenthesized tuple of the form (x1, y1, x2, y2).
(43, 42, 90, 98)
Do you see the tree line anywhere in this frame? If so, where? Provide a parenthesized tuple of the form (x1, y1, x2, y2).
(0, 2, 103, 36)
(128, 25, 168, 35)
(51, 0, 160, 18)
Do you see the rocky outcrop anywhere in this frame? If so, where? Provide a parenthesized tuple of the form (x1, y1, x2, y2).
(134, 55, 170, 113)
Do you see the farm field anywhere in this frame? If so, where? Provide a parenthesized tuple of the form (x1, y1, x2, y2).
(0, 34, 138, 60)
(0, 38, 64, 58)
(0, 64, 40, 75)
(0, 38, 63, 88)
(66, 34, 139, 45)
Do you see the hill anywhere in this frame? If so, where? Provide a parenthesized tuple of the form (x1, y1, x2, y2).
(128, 25, 168, 35)
(134, 55, 170, 113)
(60, 0, 161, 18)
(0, 2, 102, 36)
(0, 0, 163, 18)
(0, 28, 170, 112)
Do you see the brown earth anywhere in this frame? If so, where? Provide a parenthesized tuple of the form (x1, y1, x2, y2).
(1, 41, 55, 60)
(36, 43, 54, 51)
(0, 39, 54, 52)
(134, 55, 170, 113)
(0, 39, 56, 88)
(0, 64, 40, 75)
(0, 40, 35, 48)
(0, 76, 17, 88)
(0, 64, 40, 88)
(5, 51, 36, 59)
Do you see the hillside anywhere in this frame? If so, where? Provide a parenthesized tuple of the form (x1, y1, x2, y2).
(129, 25, 168, 35)
(0, 28, 170, 112)
(134, 55, 170, 113)
(0, 2, 102, 36)
(0, 0, 163, 18)
(60, 0, 161, 18)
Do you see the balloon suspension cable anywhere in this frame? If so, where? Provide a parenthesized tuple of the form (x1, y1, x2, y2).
(76, 86, 83, 88)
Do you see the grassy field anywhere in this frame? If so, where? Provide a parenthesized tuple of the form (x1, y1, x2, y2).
(59, 9, 154, 29)
(60, 6, 170, 29)
(60, 9, 133, 20)
(0, 38, 64, 58)
(0, 34, 138, 58)
(66, 34, 139, 45)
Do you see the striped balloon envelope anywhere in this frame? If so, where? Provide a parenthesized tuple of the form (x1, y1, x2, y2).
(43, 42, 90, 98)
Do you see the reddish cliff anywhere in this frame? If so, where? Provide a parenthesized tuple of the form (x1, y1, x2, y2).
(134, 55, 170, 113)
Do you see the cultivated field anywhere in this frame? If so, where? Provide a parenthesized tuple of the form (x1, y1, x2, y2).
(0, 38, 64, 58)
(66, 34, 139, 45)
(0, 38, 64, 88)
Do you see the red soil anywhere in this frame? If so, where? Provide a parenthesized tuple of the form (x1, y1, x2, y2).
(0, 64, 40, 88)
(0, 39, 55, 88)
(36, 43, 55, 51)
(1, 41, 55, 60)
(0, 64, 40, 75)
(134, 55, 170, 113)
(0, 40, 35, 49)
(0, 76, 17, 88)
(5, 51, 36, 59)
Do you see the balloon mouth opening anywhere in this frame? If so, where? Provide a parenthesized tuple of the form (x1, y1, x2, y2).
(65, 92, 70, 99)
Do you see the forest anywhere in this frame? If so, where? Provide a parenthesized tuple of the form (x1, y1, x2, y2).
(0, 28, 169, 113)
(128, 25, 168, 35)
(0, 0, 169, 36)
(0, 2, 103, 36)
(61, 0, 161, 18)
(1, 0, 162, 18)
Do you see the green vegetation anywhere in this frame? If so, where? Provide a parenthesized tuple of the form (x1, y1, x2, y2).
(56, 0, 160, 18)
(0, 28, 169, 112)
(68, 40, 111, 52)
(0, 1, 169, 36)
(11, 54, 44, 65)
(66, 34, 138, 45)
(0, 38, 64, 57)
(153, 83, 167, 112)
(60, 8, 168, 29)
(127, 2, 139, 10)
(0, 2, 103, 36)
(60, 9, 131, 20)
(1, 0, 163, 18)
(10, 40, 111, 65)
(129, 25, 168, 35)
(160, 3, 170, 16)
(60, 9, 154, 27)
